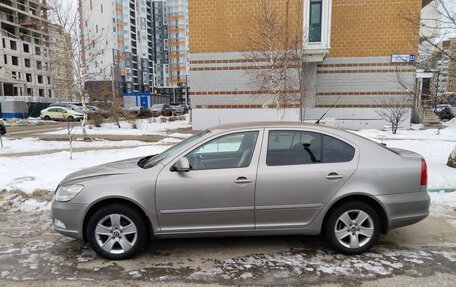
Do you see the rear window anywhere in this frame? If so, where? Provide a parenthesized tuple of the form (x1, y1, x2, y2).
(266, 130, 355, 166)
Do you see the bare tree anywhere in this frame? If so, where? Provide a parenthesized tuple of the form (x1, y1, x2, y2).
(109, 97, 124, 129)
(61, 112, 78, 160)
(243, 0, 304, 120)
(376, 96, 413, 134)
(47, 0, 110, 142)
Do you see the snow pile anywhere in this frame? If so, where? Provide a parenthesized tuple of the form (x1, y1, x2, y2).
(45, 115, 191, 136)
(443, 118, 456, 127)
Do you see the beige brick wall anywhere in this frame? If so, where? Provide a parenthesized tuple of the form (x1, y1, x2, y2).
(189, 0, 302, 53)
(189, 0, 421, 57)
(330, 0, 421, 57)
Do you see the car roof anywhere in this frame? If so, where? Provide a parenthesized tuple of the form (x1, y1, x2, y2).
(209, 121, 340, 132)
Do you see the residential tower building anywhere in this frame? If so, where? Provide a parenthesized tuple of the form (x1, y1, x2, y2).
(0, 0, 54, 100)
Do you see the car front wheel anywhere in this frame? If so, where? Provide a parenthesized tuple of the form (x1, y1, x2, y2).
(324, 201, 380, 255)
(86, 204, 148, 260)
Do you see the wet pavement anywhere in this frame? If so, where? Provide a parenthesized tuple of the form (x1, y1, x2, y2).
(0, 191, 455, 286)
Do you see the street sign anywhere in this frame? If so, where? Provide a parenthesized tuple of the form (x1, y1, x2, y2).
(391, 54, 416, 63)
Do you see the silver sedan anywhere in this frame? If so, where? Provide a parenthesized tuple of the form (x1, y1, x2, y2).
(51, 122, 430, 260)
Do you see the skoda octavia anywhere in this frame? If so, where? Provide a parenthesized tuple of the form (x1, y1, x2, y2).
(52, 122, 430, 260)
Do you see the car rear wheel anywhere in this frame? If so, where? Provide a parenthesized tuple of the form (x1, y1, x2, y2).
(67, 116, 75, 122)
(87, 204, 147, 260)
(43, 115, 51, 120)
(324, 201, 380, 255)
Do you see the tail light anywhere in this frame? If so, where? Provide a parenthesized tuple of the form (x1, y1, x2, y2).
(421, 158, 428, 186)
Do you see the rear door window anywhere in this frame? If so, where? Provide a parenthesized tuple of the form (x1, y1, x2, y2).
(267, 130, 355, 166)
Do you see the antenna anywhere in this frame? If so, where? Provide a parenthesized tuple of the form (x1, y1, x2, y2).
(315, 96, 342, 124)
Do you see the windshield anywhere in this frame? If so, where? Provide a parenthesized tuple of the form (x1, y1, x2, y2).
(142, 129, 211, 168)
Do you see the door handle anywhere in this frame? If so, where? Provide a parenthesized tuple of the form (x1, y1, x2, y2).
(326, 172, 344, 180)
(234, 177, 252, 184)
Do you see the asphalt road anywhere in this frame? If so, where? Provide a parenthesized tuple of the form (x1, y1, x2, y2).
(0, 193, 455, 287)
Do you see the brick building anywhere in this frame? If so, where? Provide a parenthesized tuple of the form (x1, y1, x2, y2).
(188, 0, 426, 129)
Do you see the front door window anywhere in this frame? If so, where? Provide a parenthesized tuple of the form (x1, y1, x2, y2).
(186, 131, 259, 170)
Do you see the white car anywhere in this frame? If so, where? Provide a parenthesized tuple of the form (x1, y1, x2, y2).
(40, 107, 83, 121)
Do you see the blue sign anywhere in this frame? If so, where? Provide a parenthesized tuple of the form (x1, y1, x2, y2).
(391, 54, 416, 63)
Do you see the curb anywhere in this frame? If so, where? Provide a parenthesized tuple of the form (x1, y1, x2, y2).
(428, 189, 456, 193)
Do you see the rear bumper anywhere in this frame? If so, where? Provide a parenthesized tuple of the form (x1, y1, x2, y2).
(376, 191, 430, 230)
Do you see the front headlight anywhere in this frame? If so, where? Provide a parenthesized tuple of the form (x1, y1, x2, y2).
(55, 185, 84, 202)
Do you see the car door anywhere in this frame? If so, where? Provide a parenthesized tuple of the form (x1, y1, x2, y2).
(47, 108, 60, 120)
(55, 108, 67, 120)
(155, 129, 263, 233)
(255, 128, 359, 229)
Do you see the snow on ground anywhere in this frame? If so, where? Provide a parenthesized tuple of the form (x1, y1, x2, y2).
(0, 137, 152, 155)
(44, 116, 191, 136)
(0, 145, 168, 194)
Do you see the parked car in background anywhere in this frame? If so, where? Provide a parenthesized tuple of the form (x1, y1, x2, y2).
(40, 107, 83, 121)
(437, 107, 455, 121)
(174, 104, 190, 115)
(434, 104, 452, 114)
(127, 107, 152, 118)
(88, 106, 109, 118)
(52, 122, 430, 260)
(151, 104, 173, 117)
(50, 103, 84, 114)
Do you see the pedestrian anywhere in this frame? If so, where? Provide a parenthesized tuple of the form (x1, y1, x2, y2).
(0, 119, 6, 148)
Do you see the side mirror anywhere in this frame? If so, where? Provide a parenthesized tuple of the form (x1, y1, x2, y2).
(172, 157, 190, 172)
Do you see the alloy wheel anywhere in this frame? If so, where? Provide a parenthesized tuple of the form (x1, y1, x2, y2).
(94, 214, 138, 254)
(334, 209, 374, 249)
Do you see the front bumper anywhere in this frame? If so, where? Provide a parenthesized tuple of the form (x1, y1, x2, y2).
(51, 200, 89, 240)
(376, 191, 431, 230)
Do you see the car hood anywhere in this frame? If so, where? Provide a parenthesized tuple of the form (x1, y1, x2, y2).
(61, 157, 145, 184)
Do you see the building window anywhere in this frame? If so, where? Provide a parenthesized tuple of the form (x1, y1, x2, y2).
(12, 56, 18, 66)
(3, 55, 7, 65)
(26, 73, 32, 82)
(38, 75, 43, 84)
(10, 40, 17, 50)
(23, 43, 29, 53)
(309, 0, 322, 43)
(37, 61, 42, 69)
(25, 58, 31, 68)
(2, 39, 5, 48)
(35, 47, 41, 55)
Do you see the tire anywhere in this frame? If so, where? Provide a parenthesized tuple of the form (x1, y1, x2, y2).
(86, 204, 148, 260)
(324, 201, 380, 255)
(43, 115, 51, 120)
(67, 116, 75, 122)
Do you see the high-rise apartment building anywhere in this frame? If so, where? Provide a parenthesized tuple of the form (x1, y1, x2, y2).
(167, 0, 189, 103)
(48, 23, 74, 101)
(0, 0, 53, 99)
(434, 38, 456, 96)
(81, 0, 189, 104)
